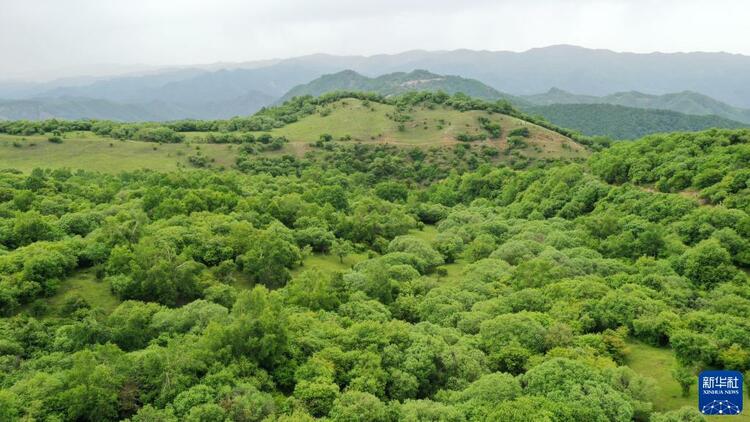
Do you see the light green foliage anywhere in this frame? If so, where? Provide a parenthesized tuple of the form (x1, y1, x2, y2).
(387, 235, 444, 273)
(678, 238, 737, 287)
(1, 117, 750, 422)
(650, 407, 706, 422)
(671, 364, 695, 398)
(329, 391, 389, 422)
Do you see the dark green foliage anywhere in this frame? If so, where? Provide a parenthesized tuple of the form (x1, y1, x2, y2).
(528, 103, 747, 139)
(455, 132, 486, 142)
(508, 127, 530, 138)
(477, 116, 502, 138)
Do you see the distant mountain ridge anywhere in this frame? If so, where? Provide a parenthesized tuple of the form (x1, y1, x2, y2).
(0, 92, 276, 121)
(3, 45, 750, 120)
(522, 88, 750, 124)
(278, 69, 522, 103)
(0, 97, 170, 121)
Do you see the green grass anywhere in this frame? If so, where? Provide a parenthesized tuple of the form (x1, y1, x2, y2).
(292, 252, 367, 278)
(0, 133, 237, 173)
(45, 270, 121, 316)
(408, 225, 439, 242)
(255, 99, 586, 159)
(626, 341, 750, 420)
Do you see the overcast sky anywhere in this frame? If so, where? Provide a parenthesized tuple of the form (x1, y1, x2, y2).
(2, 0, 748, 80)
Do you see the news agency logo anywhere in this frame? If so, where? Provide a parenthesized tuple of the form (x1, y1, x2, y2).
(699, 370, 743, 415)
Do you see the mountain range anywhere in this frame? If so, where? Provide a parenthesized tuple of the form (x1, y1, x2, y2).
(3, 45, 750, 122)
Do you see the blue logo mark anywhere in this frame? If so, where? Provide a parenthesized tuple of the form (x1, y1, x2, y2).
(699, 370, 743, 415)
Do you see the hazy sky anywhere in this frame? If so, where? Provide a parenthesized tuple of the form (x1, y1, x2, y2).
(2, 0, 748, 80)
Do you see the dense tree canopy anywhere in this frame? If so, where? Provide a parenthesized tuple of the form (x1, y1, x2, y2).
(0, 120, 748, 421)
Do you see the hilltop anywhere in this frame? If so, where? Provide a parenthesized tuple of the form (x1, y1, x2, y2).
(0, 92, 588, 173)
(523, 88, 750, 123)
(278, 70, 522, 103)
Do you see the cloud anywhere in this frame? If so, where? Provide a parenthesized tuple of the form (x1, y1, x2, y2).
(0, 0, 747, 80)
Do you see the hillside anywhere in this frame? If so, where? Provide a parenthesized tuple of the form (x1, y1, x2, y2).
(591, 128, 750, 211)
(523, 88, 750, 123)
(527, 103, 748, 139)
(259, 97, 575, 149)
(0, 93, 587, 173)
(279, 70, 521, 103)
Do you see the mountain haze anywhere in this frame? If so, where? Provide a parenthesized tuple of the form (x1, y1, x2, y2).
(3, 46, 750, 121)
(0, 92, 276, 121)
(266, 46, 750, 107)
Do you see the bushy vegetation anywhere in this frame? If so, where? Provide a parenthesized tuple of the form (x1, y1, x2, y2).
(592, 129, 750, 213)
(1, 113, 749, 421)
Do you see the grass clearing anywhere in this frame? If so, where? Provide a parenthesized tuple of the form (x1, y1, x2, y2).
(0, 133, 237, 173)
(292, 252, 367, 278)
(45, 270, 121, 316)
(626, 341, 750, 421)
(408, 225, 439, 243)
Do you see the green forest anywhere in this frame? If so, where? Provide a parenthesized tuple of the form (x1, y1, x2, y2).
(525, 104, 747, 139)
(0, 93, 749, 421)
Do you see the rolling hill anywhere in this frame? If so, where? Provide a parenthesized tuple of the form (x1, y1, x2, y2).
(0, 94, 587, 173)
(527, 103, 748, 139)
(278, 70, 522, 103)
(254, 98, 581, 155)
(523, 88, 750, 123)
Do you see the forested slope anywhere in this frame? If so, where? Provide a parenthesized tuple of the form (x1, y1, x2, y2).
(525, 103, 747, 139)
(0, 119, 749, 420)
